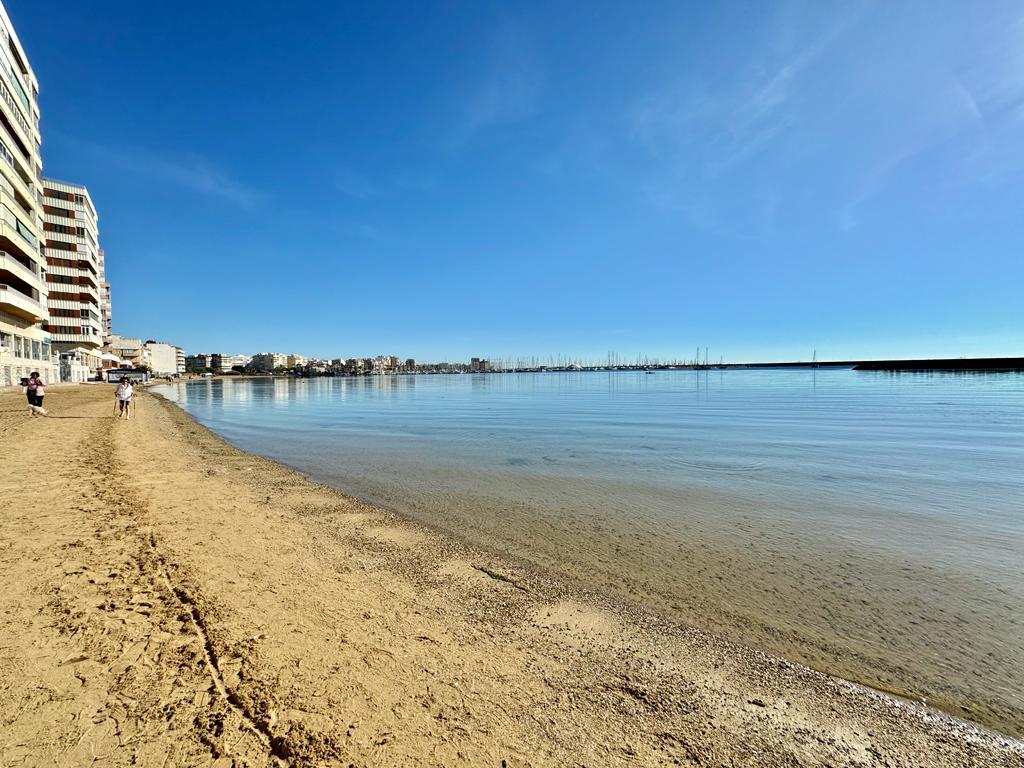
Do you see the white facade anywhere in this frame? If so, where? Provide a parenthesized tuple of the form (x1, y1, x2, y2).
(42, 179, 103, 372)
(98, 247, 111, 336)
(0, 4, 56, 386)
(142, 341, 180, 376)
(60, 346, 101, 383)
(249, 352, 287, 371)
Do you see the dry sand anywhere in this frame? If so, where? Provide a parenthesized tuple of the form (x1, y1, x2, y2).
(0, 384, 1020, 767)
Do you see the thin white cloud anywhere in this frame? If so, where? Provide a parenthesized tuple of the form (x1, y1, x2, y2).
(333, 166, 438, 201)
(452, 15, 542, 144)
(630, 14, 852, 179)
(64, 138, 262, 207)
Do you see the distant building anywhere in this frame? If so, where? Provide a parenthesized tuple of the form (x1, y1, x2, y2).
(105, 334, 144, 368)
(185, 353, 210, 372)
(248, 352, 287, 372)
(142, 340, 182, 376)
(98, 248, 112, 336)
(208, 352, 249, 371)
(286, 353, 307, 368)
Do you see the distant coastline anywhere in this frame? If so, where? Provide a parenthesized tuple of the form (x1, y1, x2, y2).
(161, 355, 1024, 379)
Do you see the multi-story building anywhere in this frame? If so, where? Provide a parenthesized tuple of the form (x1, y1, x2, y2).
(0, 5, 56, 387)
(97, 247, 111, 336)
(202, 353, 251, 372)
(249, 352, 287, 372)
(141, 340, 181, 377)
(104, 333, 143, 368)
(41, 178, 103, 376)
(185, 353, 210, 372)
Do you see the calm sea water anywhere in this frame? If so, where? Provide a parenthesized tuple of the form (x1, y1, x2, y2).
(154, 369, 1024, 734)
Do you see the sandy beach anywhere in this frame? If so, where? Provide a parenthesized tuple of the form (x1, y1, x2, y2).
(1, 385, 1020, 767)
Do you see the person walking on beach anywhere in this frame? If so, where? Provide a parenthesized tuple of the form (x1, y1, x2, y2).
(26, 371, 47, 416)
(115, 376, 134, 419)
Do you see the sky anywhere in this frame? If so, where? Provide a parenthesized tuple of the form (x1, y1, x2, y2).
(9, 0, 1024, 362)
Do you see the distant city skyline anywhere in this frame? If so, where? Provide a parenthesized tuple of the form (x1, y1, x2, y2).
(10, 1, 1024, 363)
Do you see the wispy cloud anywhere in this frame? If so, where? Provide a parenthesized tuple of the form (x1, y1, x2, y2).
(626, 10, 858, 237)
(840, 13, 1024, 230)
(630, 14, 852, 178)
(333, 167, 438, 201)
(451, 15, 542, 145)
(63, 137, 262, 207)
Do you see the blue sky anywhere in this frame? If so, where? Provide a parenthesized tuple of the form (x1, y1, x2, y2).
(11, 0, 1024, 362)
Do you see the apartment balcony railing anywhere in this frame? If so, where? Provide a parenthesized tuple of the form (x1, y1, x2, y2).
(0, 197, 39, 244)
(0, 282, 45, 322)
(0, 71, 35, 143)
(0, 249, 41, 288)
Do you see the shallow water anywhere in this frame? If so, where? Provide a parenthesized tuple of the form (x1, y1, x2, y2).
(155, 369, 1024, 735)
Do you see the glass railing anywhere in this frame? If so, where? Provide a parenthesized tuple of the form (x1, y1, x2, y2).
(0, 203, 38, 249)
(0, 75, 31, 139)
(8, 72, 29, 115)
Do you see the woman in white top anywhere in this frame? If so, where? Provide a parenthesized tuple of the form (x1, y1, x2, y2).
(114, 377, 134, 419)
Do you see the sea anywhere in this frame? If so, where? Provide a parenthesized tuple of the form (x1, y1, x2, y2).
(154, 368, 1024, 736)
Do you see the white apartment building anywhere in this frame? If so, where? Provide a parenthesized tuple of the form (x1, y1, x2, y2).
(249, 352, 287, 372)
(41, 178, 103, 375)
(0, 4, 56, 386)
(98, 246, 111, 336)
(209, 352, 249, 371)
(142, 340, 181, 377)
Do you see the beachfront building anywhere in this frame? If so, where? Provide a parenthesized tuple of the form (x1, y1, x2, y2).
(104, 333, 144, 369)
(142, 340, 182, 377)
(210, 352, 250, 372)
(185, 353, 210, 372)
(286, 353, 307, 368)
(0, 5, 56, 387)
(98, 247, 111, 336)
(41, 179, 103, 378)
(248, 351, 287, 372)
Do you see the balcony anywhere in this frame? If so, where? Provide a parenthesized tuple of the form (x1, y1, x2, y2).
(0, 250, 41, 289)
(0, 282, 45, 322)
(49, 330, 102, 348)
(0, 71, 36, 146)
(0, 207, 41, 262)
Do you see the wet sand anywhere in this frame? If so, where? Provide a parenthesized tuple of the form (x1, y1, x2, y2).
(1, 385, 1021, 767)
(338, 467, 1024, 737)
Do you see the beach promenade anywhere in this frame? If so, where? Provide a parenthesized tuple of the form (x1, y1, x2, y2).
(0, 385, 1020, 767)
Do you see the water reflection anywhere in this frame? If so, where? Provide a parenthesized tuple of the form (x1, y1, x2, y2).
(154, 369, 1024, 734)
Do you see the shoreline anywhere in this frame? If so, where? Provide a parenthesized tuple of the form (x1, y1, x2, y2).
(1, 384, 1021, 766)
